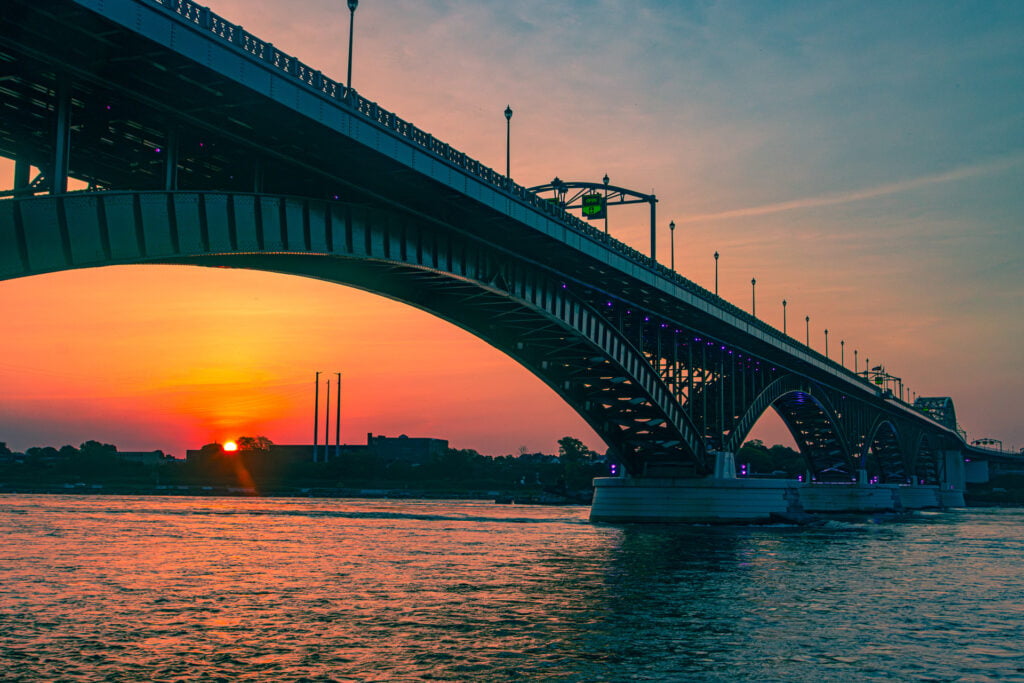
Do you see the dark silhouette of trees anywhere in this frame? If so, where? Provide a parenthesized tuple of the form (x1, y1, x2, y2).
(236, 436, 273, 452)
(737, 440, 804, 476)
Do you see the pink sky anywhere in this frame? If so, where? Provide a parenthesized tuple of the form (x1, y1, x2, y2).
(2, 1, 1022, 457)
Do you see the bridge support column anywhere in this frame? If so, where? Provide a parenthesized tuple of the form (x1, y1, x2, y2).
(712, 451, 736, 479)
(857, 468, 868, 486)
(164, 127, 179, 191)
(14, 145, 30, 191)
(51, 75, 72, 194)
(253, 159, 264, 193)
(939, 450, 966, 507)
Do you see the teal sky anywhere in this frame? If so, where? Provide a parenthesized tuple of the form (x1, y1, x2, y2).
(2, 0, 1022, 455)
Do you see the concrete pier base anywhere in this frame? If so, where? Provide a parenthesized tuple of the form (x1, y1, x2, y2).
(590, 476, 964, 523)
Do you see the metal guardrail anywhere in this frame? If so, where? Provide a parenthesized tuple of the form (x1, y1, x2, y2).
(148, 0, 917, 408)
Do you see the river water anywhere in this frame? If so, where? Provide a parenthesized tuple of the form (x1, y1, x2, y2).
(1, 495, 1022, 682)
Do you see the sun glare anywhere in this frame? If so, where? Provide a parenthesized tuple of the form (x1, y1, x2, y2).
(223, 441, 238, 452)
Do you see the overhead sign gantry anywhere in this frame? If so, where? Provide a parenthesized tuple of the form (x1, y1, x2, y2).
(528, 176, 659, 260)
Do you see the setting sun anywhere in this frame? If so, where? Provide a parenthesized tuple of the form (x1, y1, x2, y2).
(223, 441, 238, 452)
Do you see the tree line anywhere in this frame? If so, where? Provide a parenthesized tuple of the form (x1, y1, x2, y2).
(0, 436, 807, 493)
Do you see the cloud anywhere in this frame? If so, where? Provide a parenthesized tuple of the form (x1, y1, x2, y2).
(681, 153, 1024, 223)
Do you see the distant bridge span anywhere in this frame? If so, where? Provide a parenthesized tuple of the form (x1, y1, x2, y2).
(0, 0, 975, 502)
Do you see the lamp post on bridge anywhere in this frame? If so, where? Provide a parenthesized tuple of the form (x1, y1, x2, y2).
(669, 221, 676, 272)
(824, 329, 829, 359)
(751, 278, 757, 317)
(346, 0, 358, 94)
(805, 315, 810, 346)
(504, 105, 513, 179)
(782, 299, 787, 335)
(854, 349, 858, 374)
(841, 339, 845, 367)
(713, 251, 719, 295)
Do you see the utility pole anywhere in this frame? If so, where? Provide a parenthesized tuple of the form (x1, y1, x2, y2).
(323, 377, 332, 463)
(335, 372, 342, 460)
(313, 371, 321, 463)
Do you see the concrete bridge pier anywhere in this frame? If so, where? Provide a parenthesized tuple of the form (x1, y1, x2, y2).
(589, 452, 797, 523)
(590, 449, 967, 523)
(939, 449, 966, 507)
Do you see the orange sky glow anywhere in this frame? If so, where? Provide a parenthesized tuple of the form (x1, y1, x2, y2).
(2, 1, 1022, 458)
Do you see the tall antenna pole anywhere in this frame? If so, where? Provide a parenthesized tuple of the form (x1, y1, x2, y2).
(335, 372, 342, 461)
(313, 371, 321, 463)
(323, 377, 332, 463)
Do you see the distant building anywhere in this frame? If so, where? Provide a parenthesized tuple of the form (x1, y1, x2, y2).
(116, 450, 170, 467)
(185, 432, 449, 465)
(367, 433, 448, 463)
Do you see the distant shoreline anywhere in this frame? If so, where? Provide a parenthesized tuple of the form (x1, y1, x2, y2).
(2, 484, 1021, 509)
(0, 483, 591, 505)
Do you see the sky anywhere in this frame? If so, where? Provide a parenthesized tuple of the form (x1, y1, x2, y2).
(2, 0, 1022, 458)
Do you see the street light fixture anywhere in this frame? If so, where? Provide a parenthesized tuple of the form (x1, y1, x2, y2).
(840, 339, 845, 367)
(669, 221, 676, 272)
(751, 278, 757, 316)
(824, 329, 829, 359)
(714, 251, 719, 295)
(504, 105, 513, 179)
(782, 299, 787, 335)
(805, 315, 810, 346)
(346, 0, 358, 94)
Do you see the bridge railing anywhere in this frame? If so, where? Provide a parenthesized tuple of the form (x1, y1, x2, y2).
(148, 0, 892, 400)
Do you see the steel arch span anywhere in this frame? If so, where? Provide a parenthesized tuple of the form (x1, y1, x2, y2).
(0, 190, 707, 473)
(724, 374, 856, 480)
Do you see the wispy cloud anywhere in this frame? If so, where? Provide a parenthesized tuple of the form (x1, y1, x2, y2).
(683, 154, 1024, 222)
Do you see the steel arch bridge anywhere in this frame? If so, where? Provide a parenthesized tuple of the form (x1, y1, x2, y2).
(0, 190, 964, 482)
(0, 0, 970, 486)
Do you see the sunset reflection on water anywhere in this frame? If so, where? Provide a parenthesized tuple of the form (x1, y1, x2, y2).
(1, 495, 1023, 681)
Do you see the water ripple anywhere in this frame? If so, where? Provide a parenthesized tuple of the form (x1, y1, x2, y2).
(2, 495, 1024, 680)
